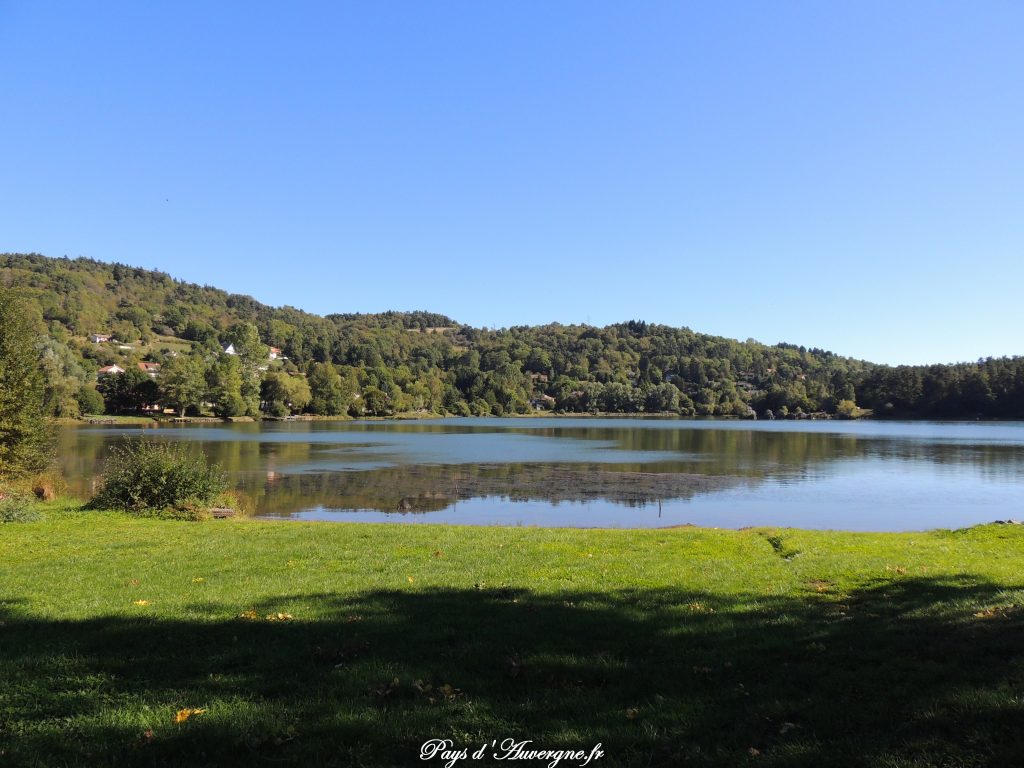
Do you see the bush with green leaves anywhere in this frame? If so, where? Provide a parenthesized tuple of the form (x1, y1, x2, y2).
(91, 440, 227, 514)
(0, 491, 41, 523)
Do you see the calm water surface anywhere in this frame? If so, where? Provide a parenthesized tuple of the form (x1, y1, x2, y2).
(58, 418, 1024, 530)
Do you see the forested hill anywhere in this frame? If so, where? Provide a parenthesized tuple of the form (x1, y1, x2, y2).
(3, 252, 1023, 420)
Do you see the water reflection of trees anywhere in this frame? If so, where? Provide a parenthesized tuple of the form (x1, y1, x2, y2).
(57, 424, 1024, 515)
(569, 427, 1024, 483)
(299, 422, 1024, 481)
(243, 463, 752, 516)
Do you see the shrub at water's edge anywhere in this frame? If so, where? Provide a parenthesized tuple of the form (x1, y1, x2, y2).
(90, 440, 227, 518)
(0, 491, 41, 523)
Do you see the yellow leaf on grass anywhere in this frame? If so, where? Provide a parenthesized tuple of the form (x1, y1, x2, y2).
(174, 708, 206, 724)
(133, 600, 150, 606)
(239, 609, 259, 620)
(191, 577, 205, 583)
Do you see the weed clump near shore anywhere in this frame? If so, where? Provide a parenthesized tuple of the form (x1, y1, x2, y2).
(90, 440, 227, 519)
(0, 490, 41, 523)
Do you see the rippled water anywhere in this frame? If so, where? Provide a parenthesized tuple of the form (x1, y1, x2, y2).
(58, 418, 1024, 530)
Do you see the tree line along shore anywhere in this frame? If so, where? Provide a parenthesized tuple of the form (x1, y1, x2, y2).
(4, 251, 1024, 422)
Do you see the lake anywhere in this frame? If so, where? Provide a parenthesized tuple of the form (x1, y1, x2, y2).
(57, 418, 1024, 531)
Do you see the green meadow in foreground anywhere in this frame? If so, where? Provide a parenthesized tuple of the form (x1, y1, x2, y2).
(2, 509, 1023, 767)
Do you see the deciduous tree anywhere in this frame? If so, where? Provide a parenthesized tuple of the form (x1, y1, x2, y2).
(0, 290, 53, 476)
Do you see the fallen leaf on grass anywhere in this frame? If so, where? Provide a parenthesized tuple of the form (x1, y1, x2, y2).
(133, 600, 150, 606)
(625, 708, 639, 720)
(412, 679, 439, 704)
(191, 577, 205, 583)
(174, 708, 206, 724)
(438, 683, 462, 700)
(404, 679, 463, 703)
(238, 609, 293, 622)
(686, 602, 715, 614)
(973, 604, 1018, 619)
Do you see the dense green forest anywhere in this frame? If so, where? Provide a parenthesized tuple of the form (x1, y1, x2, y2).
(3, 252, 1023, 420)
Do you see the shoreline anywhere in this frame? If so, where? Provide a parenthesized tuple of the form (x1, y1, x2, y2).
(66, 411, 1017, 426)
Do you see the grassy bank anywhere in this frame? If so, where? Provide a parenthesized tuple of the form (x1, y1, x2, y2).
(2, 508, 1023, 766)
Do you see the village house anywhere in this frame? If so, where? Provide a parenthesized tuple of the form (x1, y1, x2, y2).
(530, 394, 557, 410)
(268, 346, 285, 360)
(97, 364, 125, 377)
(137, 362, 161, 378)
(223, 343, 237, 355)
(89, 333, 113, 343)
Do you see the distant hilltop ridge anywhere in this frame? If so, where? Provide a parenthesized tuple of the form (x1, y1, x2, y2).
(2, 252, 1023, 420)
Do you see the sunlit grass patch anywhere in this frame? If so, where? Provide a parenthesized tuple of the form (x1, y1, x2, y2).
(1, 510, 1023, 766)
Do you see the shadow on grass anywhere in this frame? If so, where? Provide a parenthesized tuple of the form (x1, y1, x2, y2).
(1, 577, 1023, 766)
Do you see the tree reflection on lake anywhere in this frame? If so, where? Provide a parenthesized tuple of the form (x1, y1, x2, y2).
(57, 418, 1024, 530)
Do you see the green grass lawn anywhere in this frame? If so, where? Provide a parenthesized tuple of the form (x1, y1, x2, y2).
(2, 508, 1023, 767)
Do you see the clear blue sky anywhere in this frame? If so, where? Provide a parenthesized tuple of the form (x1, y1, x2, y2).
(2, 2, 1022, 365)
